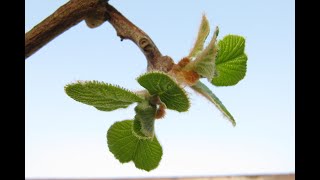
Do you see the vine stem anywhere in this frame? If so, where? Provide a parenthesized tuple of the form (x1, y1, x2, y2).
(25, 0, 174, 72)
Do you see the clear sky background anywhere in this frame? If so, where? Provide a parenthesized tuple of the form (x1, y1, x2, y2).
(25, 0, 295, 178)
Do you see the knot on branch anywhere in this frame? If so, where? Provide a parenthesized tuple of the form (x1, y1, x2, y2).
(85, 1, 109, 28)
(139, 38, 154, 53)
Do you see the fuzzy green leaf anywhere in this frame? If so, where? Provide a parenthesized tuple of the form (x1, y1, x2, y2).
(132, 118, 150, 139)
(187, 27, 219, 81)
(191, 81, 236, 126)
(134, 100, 157, 138)
(107, 120, 163, 171)
(188, 14, 210, 58)
(212, 35, 247, 86)
(137, 72, 190, 112)
(65, 81, 143, 111)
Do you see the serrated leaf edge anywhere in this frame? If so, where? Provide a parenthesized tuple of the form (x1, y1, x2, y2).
(64, 80, 145, 102)
(191, 81, 236, 126)
(107, 120, 162, 171)
(211, 34, 247, 86)
(136, 71, 191, 112)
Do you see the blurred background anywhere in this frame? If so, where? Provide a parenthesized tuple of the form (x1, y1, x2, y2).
(25, 0, 294, 179)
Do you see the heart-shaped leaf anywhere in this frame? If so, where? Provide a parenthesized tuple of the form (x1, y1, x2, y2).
(107, 120, 163, 171)
(65, 81, 144, 111)
(212, 35, 247, 86)
(137, 72, 190, 112)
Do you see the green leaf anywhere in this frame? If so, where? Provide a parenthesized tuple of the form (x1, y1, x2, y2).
(188, 14, 210, 58)
(107, 120, 163, 171)
(212, 35, 247, 86)
(134, 100, 157, 138)
(187, 27, 219, 81)
(191, 81, 236, 126)
(132, 118, 150, 139)
(65, 81, 144, 111)
(137, 72, 190, 112)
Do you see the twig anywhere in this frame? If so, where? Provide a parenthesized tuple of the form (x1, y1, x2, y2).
(25, 0, 106, 59)
(25, 0, 174, 72)
(104, 4, 174, 72)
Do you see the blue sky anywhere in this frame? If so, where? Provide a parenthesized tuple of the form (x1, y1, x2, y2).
(25, 0, 294, 178)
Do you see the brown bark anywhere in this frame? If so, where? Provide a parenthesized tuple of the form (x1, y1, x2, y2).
(25, 0, 174, 72)
(25, 0, 105, 59)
